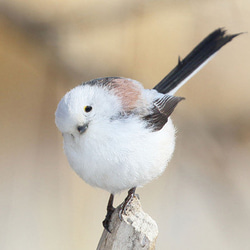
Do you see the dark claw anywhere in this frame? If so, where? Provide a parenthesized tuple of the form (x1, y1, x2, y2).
(102, 206, 115, 233)
(103, 193, 115, 233)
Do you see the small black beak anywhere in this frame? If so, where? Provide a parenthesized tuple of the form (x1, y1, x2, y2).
(77, 124, 88, 134)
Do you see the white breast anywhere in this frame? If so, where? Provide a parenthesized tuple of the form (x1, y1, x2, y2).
(63, 116, 176, 194)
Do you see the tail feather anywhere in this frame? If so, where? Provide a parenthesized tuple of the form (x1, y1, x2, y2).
(153, 28, 241, 95)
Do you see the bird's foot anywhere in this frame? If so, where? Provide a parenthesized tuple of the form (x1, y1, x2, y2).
(103, 193, 115, 233)
(118, 187, 137, 221)
(102, 206, 115, 233)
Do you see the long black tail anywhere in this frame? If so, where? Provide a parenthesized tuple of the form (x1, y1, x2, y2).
(153, 28, 241, 95)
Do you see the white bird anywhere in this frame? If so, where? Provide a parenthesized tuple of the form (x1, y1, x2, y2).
(55, 28, 240, 232)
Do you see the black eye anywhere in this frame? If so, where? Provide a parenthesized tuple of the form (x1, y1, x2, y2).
(84, 106, 92, 112)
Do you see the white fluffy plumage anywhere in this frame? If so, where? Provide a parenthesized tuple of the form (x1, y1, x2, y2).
(55, 28, 240, 196)
(55, 79, 176, 194)
(55, 28, 239, 232)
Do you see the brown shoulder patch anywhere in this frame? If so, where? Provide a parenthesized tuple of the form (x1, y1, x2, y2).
(109, 78, 142, 112)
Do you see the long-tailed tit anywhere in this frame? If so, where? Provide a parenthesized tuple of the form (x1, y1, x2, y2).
(55, 28, 240, 232)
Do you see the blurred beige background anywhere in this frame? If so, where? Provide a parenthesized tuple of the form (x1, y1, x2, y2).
(0, 0, 249, 249)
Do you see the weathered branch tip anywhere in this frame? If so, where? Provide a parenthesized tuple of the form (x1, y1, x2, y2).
(97, 196, 158, 250)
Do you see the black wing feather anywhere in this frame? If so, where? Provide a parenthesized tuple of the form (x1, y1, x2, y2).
(143, 95, 184, 131)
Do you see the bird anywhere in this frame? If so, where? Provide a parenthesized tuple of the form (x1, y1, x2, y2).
(55, 28, 240, 232)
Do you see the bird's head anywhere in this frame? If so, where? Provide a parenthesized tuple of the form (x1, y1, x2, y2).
(55, 82, 123, 137)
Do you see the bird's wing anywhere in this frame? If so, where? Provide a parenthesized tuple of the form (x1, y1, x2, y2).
(153, 28, 241, 95)
(143, 95, 184, 131)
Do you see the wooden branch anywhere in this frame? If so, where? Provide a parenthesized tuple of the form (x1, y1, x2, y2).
(97, 196, 158, 250)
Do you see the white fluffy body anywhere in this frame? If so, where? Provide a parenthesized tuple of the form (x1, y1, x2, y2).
(54, 29, 238, 218)
(55, 82, 176, 194)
